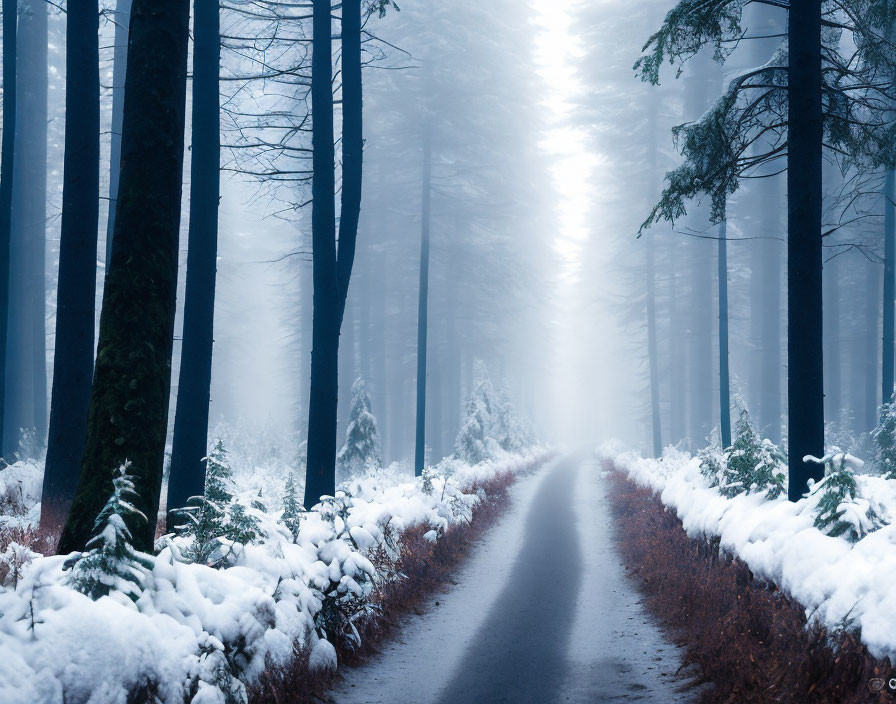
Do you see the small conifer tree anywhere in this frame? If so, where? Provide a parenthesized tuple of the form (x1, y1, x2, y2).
(63, 462, 154, 601)
(337, 378, 383, 482)
(280, 473, 305, 542)
(807, 450, 883, 542)
(454, 361, 498, 464)
(174, 439, 259, 566)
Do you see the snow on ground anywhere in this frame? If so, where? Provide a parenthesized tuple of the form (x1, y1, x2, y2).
(602, 443, 896, 661)
(0, 446, 551, 704)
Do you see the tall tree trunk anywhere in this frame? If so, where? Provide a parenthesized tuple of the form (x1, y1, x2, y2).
(882, 168, 895, 404)
(865, 262, 882, 430)
(718, 218, 731, 447)
(57, 0, 190, 554)
(167, 0, 221, 520)
(104, 0, 132, 265)
(668, 236, 687, 444)
(645, 90, 662, 456)
(787, 0, 825, 500)
(414, 127, 432, 475)
(0, 0, 16, 461)
(304, 0, 362, 508)
(40, 1, 100, 530)
(3, 0, 47, 456)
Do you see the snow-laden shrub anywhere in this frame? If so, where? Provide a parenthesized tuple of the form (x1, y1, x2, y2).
(0, 460, 42, 517)
(872, 397, 896, 479)
(171, 439, 260, 567)
(62, 463, 154, 601)
(805, 449, 885, 542)
(312, 491, 378, 652)
(0, 542, 39, 589)
(336, 378, 383, 484)
(698, 410, 786, 499)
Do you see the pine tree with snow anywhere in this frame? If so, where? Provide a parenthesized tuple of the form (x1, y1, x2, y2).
(807, 449, 883, 542)
(280, 473, 305, 542)
(872, 398, 896, 479)
(63, 463, 154, 601)
(174, 439, 259, 565)
(454, 361, 499, 464)
(337, 378, 383, 481)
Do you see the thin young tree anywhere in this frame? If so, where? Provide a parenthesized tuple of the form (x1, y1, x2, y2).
(414, 124, 432, 475)
(41, 0, 100, 529)
(167, 0, 221, 522)
(57, 0, 191, 554)
(0, 0, 16, 461)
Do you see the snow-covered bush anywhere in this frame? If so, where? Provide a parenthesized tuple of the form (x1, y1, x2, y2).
(0, 542, 39, 589)
(336, 378, 383, 484)
(698, 410, 786, 499)
(171, 439, 260, 567)
(0, 460, 43, 518)
(62, 463, 154, 602)
(872, 397, 896, 479)
(805, 449, 885, 542)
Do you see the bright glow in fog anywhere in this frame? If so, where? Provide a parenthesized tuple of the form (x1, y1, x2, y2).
(533, 0, 645, 447)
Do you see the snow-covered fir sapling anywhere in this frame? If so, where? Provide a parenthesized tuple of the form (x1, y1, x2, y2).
(699, 409, 786, 499)
(806, 449, 884, 542)
(336, 377, 383, 483)
(872, 397, 896, 479)
(279, 472, 305, 542)
(454, 361, 499, 464)
(173, 439, 259, 566)
(63, 462, 154, 601)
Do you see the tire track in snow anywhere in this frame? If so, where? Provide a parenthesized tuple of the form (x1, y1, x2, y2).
(434, 454, 583, 704)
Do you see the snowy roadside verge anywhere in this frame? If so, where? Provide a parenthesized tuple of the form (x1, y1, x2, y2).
(0, 446, 553, 704)
(599, 443, 896, 662)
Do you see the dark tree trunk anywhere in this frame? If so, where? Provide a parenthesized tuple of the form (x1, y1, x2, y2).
(414, 128, 432, 475)
(0, 0, 16, 460)
(787, 0, 825, 501)
(718, 218, 731, 448)
(104, 0, 132, 265)
(304, 0, 362, 508)
(40, 1, 100, 530)
(167, 0, 220, 521)
(57, 0, 190, 554)
(3, 0, 47, 456)
(882, 169, 895, 403)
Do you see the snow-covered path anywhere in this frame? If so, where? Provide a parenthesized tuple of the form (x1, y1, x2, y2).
(332, 452, 693, 703)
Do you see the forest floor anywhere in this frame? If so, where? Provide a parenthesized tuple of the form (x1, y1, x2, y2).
(330, 451, 694, 704)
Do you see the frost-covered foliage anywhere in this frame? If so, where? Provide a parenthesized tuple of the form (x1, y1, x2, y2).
(698, 410, 786, 499)
(0, 433, 549, 703)
(0, 460, 43, 520)
(805, 449, 885, 543)
(62, 463, 155, 602)
(872, 398, 896, 479)
(0, 543, 39, 589)
(336, 378, 383, 483)
(607, 443, 896, 660)
(171, 440, 260, 568)
(454, 361, 534, 464)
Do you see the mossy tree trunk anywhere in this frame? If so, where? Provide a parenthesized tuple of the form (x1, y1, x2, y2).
(57, 0, 191, 554)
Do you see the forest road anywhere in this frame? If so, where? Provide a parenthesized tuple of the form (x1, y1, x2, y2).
(332, 451, 694, 704)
